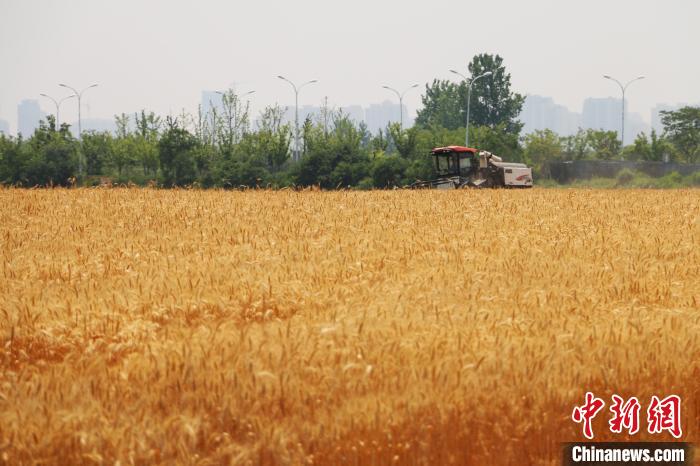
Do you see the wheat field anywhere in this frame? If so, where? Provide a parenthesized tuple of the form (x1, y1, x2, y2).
(0, 188, 698, 465)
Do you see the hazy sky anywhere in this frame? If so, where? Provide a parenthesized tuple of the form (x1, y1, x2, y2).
(1, 0, 698, 132)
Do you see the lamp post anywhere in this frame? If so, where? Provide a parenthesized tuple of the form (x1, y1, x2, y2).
(39, 93, 75, 128)
(450, 70, 493, 148)
(58, 83, 97, 177)
(603, 75, 645, 149)
(278, 76, 317, 161)
(382, 84, 419, 128)
(59, 83, 98, 138)
(215, 89, 255, 145)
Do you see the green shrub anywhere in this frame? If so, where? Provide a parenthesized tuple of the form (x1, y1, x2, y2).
(682, 171, 700, 186)
(571, 177, 617, 189)
(626, 172, 654, 188)
(615, 168, 637, 186)
(656, 171, 683, 189)
(370, 156, 408, 188)
(356, 177, 375, 190)
(534, 178, 560, 188)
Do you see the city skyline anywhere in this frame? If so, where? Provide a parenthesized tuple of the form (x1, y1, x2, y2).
(5, 82, 695, 136)
(4, 90, 695, 142)
(1, 0, 698, 137)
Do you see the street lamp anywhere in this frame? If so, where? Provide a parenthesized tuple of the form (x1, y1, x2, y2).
(450, 69, 493, 148)
(278, 76, 318, 162)
(216, 89, 255, 100)
(39, 93, 75, 128)
(382, 84, 419, 128)
(58, 83, 97, 177)
(216, 90, 256, 98)
(603, 75, 645, 149)
(59, 83, 98, 138)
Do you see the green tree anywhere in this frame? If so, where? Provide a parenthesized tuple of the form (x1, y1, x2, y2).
(404, 156, 435, 183)
(133, 135, 159, 177)
(193, 144, 217, 186)
(414, 80, 464, 130)
(134, 110, 161, 139)
(254, 105, 292, 172)
(296, 111, 369, 188)
(370, 155, 407, 187)
(133, 110, 161, 177)
(586, 129, 621, 160)
(661, 106, 700, 163)
(414, 126, 465, 156)
(81, 131, 113, 176)
(523, 129, 563, 177)
(628, 130, 675, 162)
(415, 53, 524, 134)
(158, 118, 198, 186)
(296, 149, 334, 187)
(469, 124, 523, 162)
(465, 53, 524, 134)
(388, 123, 418, 159)
(110, 136, 137, 177)
(561, 129, 590, 160)
(0, 134, 26, 184)
(24, 116, 79, 186)
(110, 113, 138, 176)
(217, 89, 251, 152)
(370, 128, 389, 156)
(215, 132, 270, 188)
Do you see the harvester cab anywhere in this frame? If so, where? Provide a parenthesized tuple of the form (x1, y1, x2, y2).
(411, 145, 533, 189)
(433, 146, 478, 177)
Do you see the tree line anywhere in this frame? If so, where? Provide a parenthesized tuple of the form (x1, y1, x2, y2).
(1, 54, 698, 188)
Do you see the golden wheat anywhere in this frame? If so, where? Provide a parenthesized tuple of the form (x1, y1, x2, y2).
(0, 188, 698, 465)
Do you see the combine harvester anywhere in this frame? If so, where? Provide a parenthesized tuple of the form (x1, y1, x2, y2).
(411, 146, 533, 189)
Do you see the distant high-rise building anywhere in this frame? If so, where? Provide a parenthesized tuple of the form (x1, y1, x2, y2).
(201, 91, 224, 116)
(280, 103, 366, 129)
(298, 105, 323, 123)
(279, 105, 318, 128)
(275, 99, 409, 135)
(519, 95, 581, 136)
(624, 113, 649, 142)
(582, 97, 620, 132)
(339, 105, 365, 125)
(0, 118, 9, 135)
(17, 99, 46, 137)
(518, 95, 650, 142)
(581, 97, 648, 143)
(365, 100, 406, 134)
